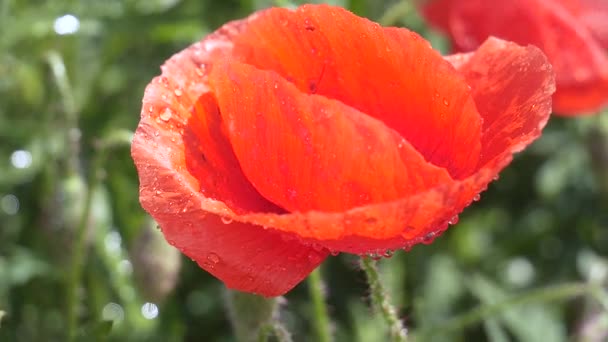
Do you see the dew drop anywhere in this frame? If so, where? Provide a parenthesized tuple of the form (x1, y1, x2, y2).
(473, 194, 481, 202)
(148, 106, 154, 113)
(207, 252, 220, 264)
(422, 232, 436, 244)
(174, 88, 183, 97)
(330, 250, 340, 257)
(443, 98, 450, 106)
(304, 19, 315, 31)
(155, 190, 162, 195)
(448, 215, 459, 225)
(221, 217, 233, 224)
(160, 108, 173, 121)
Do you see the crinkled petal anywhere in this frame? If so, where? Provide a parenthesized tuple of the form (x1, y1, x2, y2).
(445, 38, 556, 167)
(231, 4, 482, 178)
(131, 22, 328, 296)
(209, 59, 453, 213)
(423, 0, 608, 115)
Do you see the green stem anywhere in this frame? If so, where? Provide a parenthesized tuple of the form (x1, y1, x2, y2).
(360, 257, 407, 342)
(308, 268, 333, 342)
(65, 160, 99, 342)
(378, 0, 414, 27)
(414, 282, 603, 339)
(47, 50, 90, 342)
(225, 289, 289, 342)
(257, 322, 293, 342)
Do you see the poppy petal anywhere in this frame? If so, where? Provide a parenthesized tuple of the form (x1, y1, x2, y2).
(230, 5, 482, 179)
(423, 0, 608, 115)
(132, 21, 328, 296)
(445, 38, 556, 167)
(224, 38, 554, 254)
(209, 59, 453, 213)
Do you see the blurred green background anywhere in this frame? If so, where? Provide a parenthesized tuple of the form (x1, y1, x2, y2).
(1, 0, 607, 341)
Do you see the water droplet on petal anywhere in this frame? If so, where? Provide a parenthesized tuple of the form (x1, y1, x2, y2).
(422, 232, 436, 244)
(473, 194, 481, 202)
(160, 108, 173, 121)
(330, 250, 340, 256)
(221, 217, 233, 224)
(174, 88, 182, 97)
(207, 252, 220, 264)
(448, 215, 459, 225)
(443, 98, 450, 106)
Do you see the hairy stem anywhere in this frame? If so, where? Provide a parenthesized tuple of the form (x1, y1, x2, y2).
(360, 257, 407, 342)
(308, 267, 333, 342)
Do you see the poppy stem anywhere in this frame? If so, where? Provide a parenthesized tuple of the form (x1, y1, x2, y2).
(257, 322, 293, 342)
(378, 0, 414, 27)
(308, 267, 333, 342)
(224, 289, 290, 342)
(360, 257, 408, 342)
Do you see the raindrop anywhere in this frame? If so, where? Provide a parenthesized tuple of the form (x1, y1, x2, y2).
(159, 108, 173, 121)
(448, 215, 459, 225)
(493, 174, 500, 181)
(141, 302, 159, 320)
(330, 250, 340, 256)
(304, 19, 315, 31)
(365, 217, 378, 224)
(207, 252, 220, 264)
(473, 194, 481, 201)
(1, 194, 19, 215)
(174, 88, 182, 97)
(10, 150, 32, 169)
(422, 232, 436, 244)
(53, 14, 80, 35)
(367, 251, 382, 261)
(443, 98, 450, 106)
(220, 217, 233, 224)
(148, 106, 154, 113)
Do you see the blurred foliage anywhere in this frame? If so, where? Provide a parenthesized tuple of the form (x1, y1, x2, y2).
(1, 0, 607, 341)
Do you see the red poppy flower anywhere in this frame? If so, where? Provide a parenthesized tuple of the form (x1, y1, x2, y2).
(422, 0, 608, 115)
(131, 5, 555, 296)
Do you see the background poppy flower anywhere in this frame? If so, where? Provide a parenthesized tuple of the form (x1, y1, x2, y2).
(131, 4, 555, 296)
(422, 0, 608, 115)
